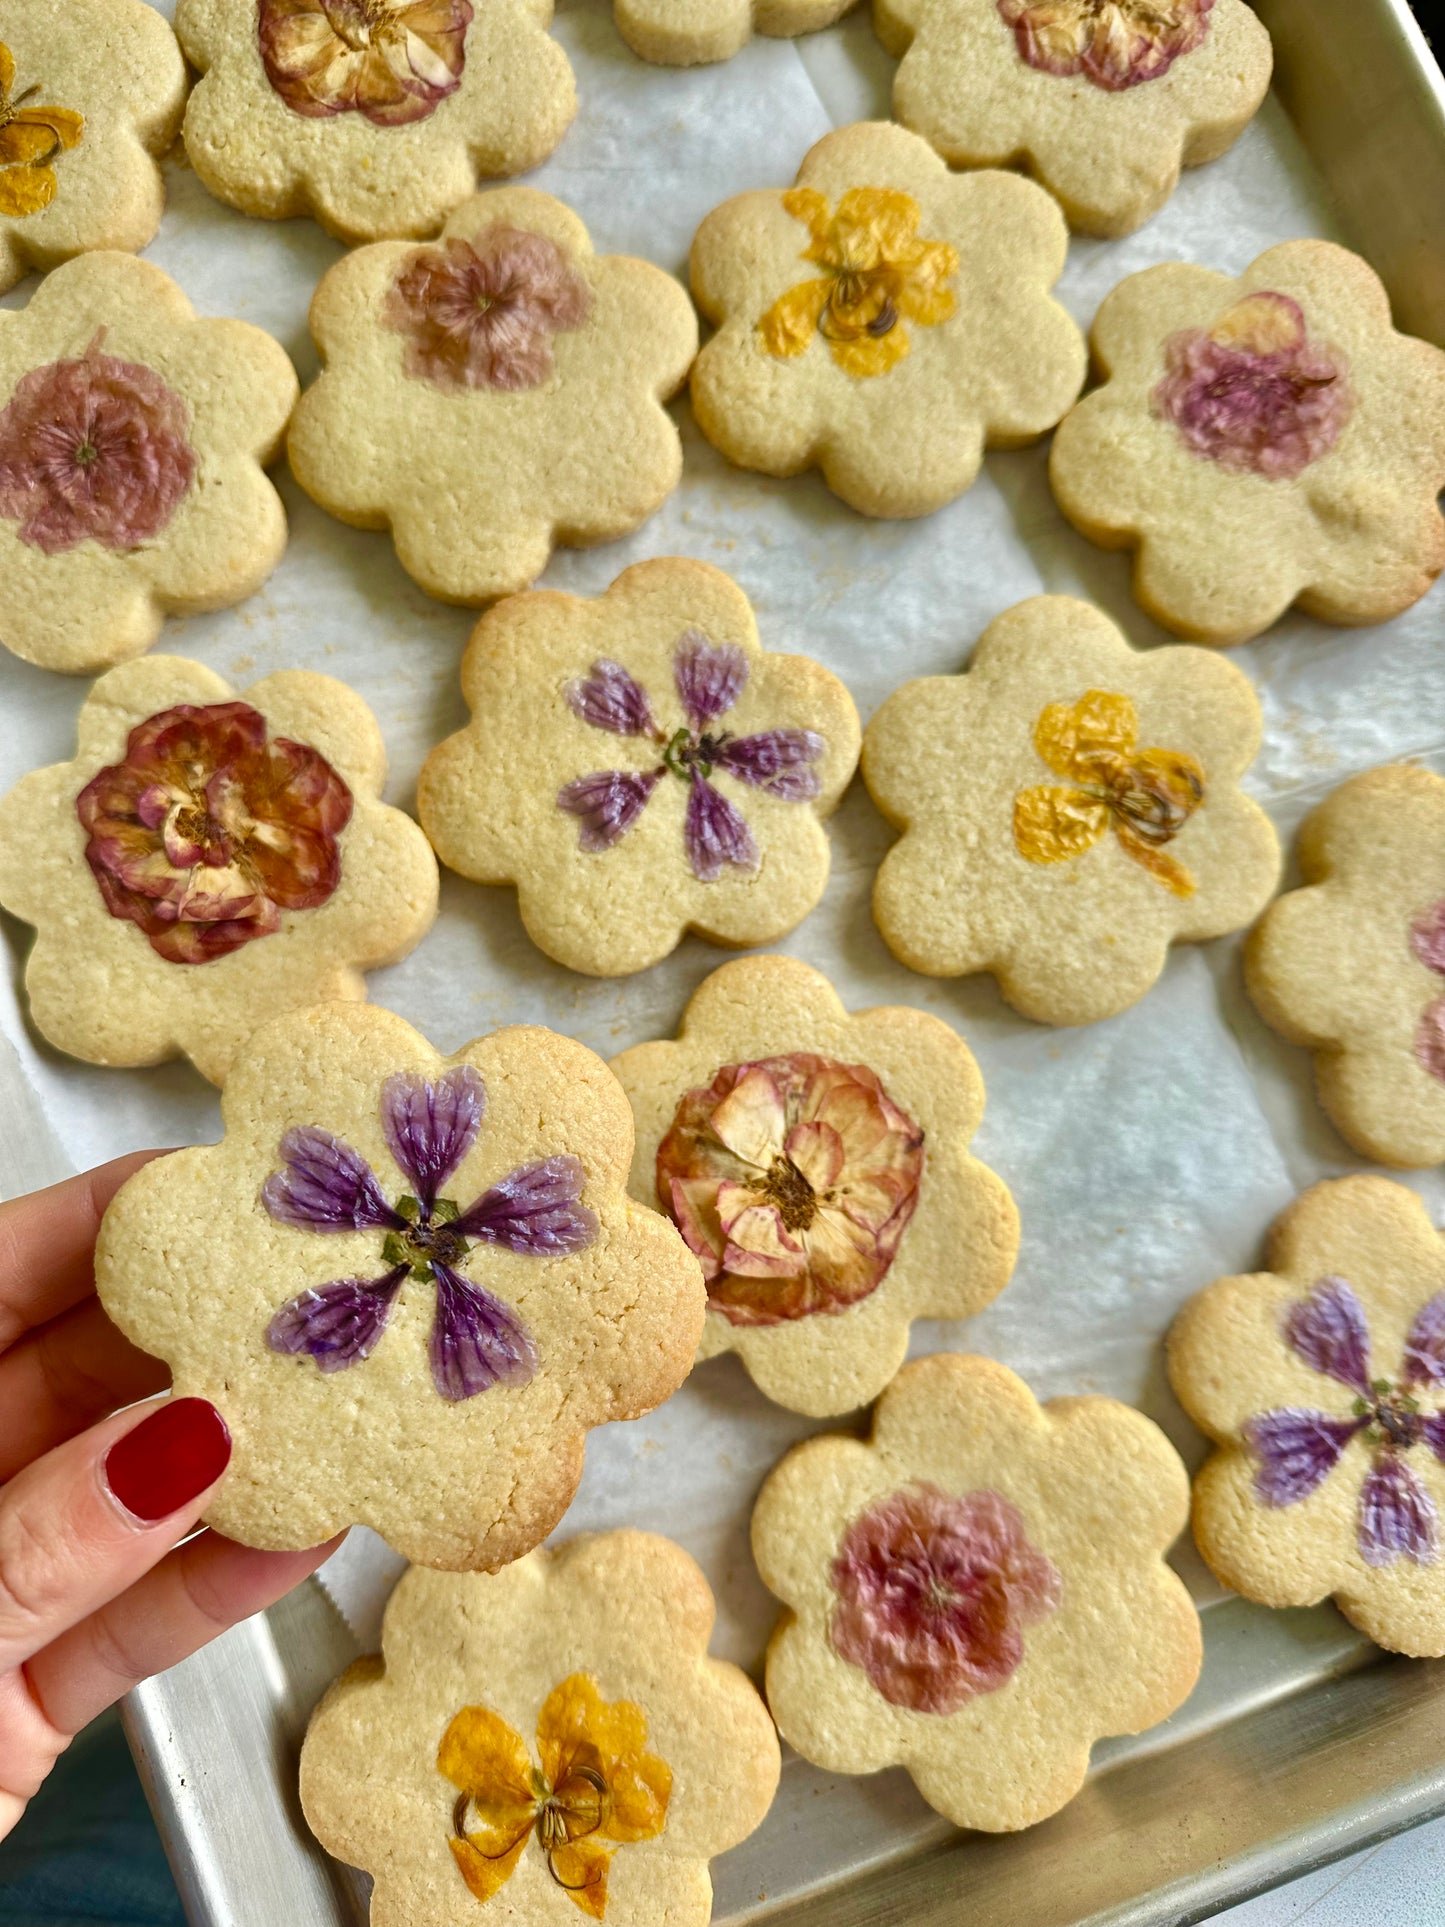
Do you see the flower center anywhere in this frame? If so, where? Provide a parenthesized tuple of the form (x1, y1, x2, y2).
(923, 1573, 960, 1613)
(73, 440, 99, 467)
(1354, 1380, 1424, 1449)
(382, 1195, 472, 1278)
(821, 269, 899, 342)
(661, 727, 729, 783)
(759, 1154, 818, 1232)
(324, 0, 399, 48)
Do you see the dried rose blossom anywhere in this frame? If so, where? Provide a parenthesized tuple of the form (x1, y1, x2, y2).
(830, 1483, 1061, 1713)
(1153, 291, 1352, 481)
(656, 1052, 923, 1326)
(385, 227, 592, 392)
(257, 0, 473, 127)
(76, 700, 352, 966)
(264, 1065, 598, 1400)
(0, 335, 197, 555)
(997, 0, 1213, 91)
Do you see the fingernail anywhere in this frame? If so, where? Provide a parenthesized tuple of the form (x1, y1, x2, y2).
(103, 1398, 232, 1524)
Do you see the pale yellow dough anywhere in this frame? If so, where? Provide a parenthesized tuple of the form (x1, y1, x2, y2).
(615, 0, 859, 64)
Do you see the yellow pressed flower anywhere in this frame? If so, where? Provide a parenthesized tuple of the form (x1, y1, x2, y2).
(441, 1673, 671, 1919)
(1012, 689, 1204, 897)
(758, 186, 959, 379)
(0, 42, 84, 220)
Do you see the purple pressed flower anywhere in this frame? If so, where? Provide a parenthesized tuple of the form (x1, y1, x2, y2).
(1283, 1275, 1371, 1395)
(1245, 1408, 1364, 1505)
(1409, 905, 1445, 1088)
(556, 628, 825, 882)
(262, 1068, 597, 1401)
(1403, 1293, 1445, 1388)
(1359, 1454, 1437, 1568)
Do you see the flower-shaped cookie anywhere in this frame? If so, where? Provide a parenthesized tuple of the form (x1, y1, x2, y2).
(288, 190, 697, 604)
(1169, 1176, 1445, 1656)
(173, 0, 575, 244)
(1050, 242, 1445, 645)
(611, 955, 1018, 1415)
(0, 252, 297, 673)
(875, 0, 1271, 238)
(95, 1004, 706, 1568)
(863, 595, 1279, 1024)
(689, 120, 1084, 518)
(1246, 766, 1445, 1168)
(301, 1531, 780, 1925)
(613, 0, 858, 64)
(419, 559, 860, 975)
(753, 1353, 1201, 1830)
(0, 0, 186, 293)
(0, 657, 439, 1085)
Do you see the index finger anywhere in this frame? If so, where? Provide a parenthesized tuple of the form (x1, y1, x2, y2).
(0, 1154, 165, 1353)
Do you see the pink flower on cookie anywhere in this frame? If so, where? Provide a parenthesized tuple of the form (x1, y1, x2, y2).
(998, 0, 1213, 90)
(257, 0, 473, 127)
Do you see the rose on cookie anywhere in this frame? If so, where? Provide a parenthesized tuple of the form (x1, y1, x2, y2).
(1049, 241, 1445, 644)
(753, 1352, 1202, 1830)
(689, 120, 1085, 518)
(611, 955, 1018, 1415)
(614, 0, 860, 64)
(863, 595, 1280, 1025)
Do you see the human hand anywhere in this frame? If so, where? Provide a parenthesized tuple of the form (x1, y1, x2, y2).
(0, 1155, 340, 1841)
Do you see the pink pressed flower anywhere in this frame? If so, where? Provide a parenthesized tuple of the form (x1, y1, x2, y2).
(1153, 291, 1352, 481)
(830, 1483, 1062, 1713)
(997, 0, 1212, 90)
(384, 227, 593, 392)
(1417, 1000, 1445, 1085)
(0, 336, 196, 555)
(1411, 900, 1445, 976)
(1408, 902, 1445, 1086)
(257, 0, 472, 127)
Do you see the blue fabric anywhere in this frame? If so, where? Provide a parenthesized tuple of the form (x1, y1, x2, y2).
(0, 1714, 185, 1927)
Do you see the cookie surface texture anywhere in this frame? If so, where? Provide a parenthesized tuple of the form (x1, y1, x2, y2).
(863, 594, 1280, 1024)
(752, 1351, 1201, 1830)
(610, 955, 1018, 1415)
(0, 0, 187, 291)
(418, 559, 861, 975)
(300, 1531, 780, 1926)
(288, 190, 698, 604)
(174, 0, 575, 244)
(877, 0, 1271, 238)
(95, 1003, 706, 1569)
(615, 0, 859, 64)
(1050, 240, 1445, 644)
(0, 657, 439, 1084)
(1170, 1176, 1445, 1657)
(0, 252, 297, 673)
(688, 120, 1084, 518)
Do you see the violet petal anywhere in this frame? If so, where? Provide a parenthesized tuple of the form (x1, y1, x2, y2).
(713, 729, 825, 800)
(1358, 1453, 1438, 1567)
(454, 1155, 598, 1253)
(1402, 1292, 1445, 1388)
(262, 1127, 402, 1233)
(558, 769, 661, 853)
(1410, 899, 1445, 976)
(564, 659, 657, 738)
(1246, 1408, 1364, 1506)
(381, 1065, 485, 1207)
(674, 629, 748, 729)
(1284, 1276, 1373, 1395)
(1422, 1413, 1445, 1466)
(266, 1267, 407, 1371)
(428, 1259, 538, 1401)
(684, 776, 759, 883)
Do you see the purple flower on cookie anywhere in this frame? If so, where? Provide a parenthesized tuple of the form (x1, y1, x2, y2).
(263, 1065, 597, 1401)
(1245, 1275, 1445, 1566)
(557, 630, 825, 883)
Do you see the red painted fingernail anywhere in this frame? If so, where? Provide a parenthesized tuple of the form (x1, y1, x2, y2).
(103, 1398, 232, 1524)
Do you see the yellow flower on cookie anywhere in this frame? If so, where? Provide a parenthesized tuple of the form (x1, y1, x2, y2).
(1013, 688, 1204, 897)
(442, 1673, 670, 1918)
(759, 186, 958, 378)
(0, 40, 83, 218)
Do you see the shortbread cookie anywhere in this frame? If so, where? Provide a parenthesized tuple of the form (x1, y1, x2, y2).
(1170, 1176, 1445, 1657)
(174, 0, 575, 244)
(288, 190, 697, 604)
(1247, 766, 1445, 1169)
(0, 0, 187, 292)
(753, 1352, 1201, 1831)
(615, 0, 858, 64)
(863, 595, 1279, 1025)
(0, 252, 297, 674)
(0, 657, 439, 1086)
(610, 956, 1018, 1416)
(1050, 241, 1445, 644)
(689, 120, 1084, 518)
(302, 1531, 779, 1926)
(95, 1004, 705, 1569)
(876, 0, 1271, 238)
(419, 559, 860, 976)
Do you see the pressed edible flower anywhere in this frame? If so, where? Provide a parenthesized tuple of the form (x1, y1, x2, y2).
(1410, 900, 1445, 1085)
(441, 1672, 670, 1919)
(257, 0, 473, 126)
(0, 40, 83, 218)
(264, 1064, 597, 1401)
(758, 187, 958, 379)
(997, 0, 1213, 90)
(1013, 688, 1204, 898)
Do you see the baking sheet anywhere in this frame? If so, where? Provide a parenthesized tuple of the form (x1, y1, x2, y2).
(5, 0, 1445, 1917)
